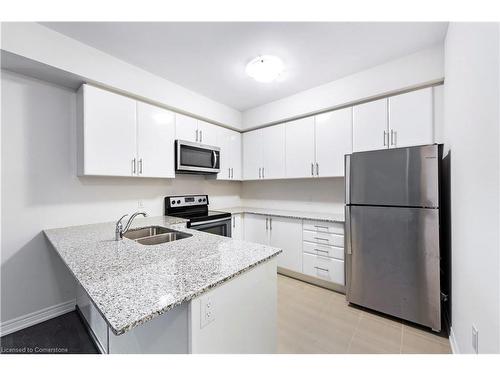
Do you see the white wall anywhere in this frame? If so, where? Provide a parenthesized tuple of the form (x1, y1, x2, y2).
(443, 23, 500, 353)
(0, 22, 242, 129)
(241, 178, 345, 214)
(242, 44, 444, 129)
(0, 70, 241, 327)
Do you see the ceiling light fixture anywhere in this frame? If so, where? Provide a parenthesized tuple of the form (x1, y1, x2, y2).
(245, 55, 285, 83)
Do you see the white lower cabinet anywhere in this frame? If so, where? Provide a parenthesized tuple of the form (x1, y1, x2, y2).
(243, 214, 269, 245)
(303, 253, 344, 285)
(231, 213, 243, 240)
(269, 217, 302, 273)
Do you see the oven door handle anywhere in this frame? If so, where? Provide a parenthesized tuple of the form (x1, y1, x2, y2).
(191, 217, 229, 226)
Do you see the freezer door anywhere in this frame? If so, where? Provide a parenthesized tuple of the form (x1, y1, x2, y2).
(345, 205, 441, 331)
(348, 144, 440, 207)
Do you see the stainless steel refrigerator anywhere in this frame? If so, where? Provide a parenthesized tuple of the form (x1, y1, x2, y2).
(345, 144, 442, 331)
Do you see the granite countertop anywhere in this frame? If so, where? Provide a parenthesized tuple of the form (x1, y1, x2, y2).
(43, 216, 281, 336)
(216, 207, 345, 223)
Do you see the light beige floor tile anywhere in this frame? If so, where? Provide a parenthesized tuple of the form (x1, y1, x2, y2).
(403, 324, 450, 345)
(347, 313, 402, 354)
(401, 329, 451, 354)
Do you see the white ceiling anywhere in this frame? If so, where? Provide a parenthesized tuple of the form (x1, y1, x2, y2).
(41, 22, 448, 111)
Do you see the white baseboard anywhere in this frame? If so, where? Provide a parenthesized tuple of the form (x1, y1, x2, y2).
(0, 299, 76, 337)
(449, 327, 460, 354)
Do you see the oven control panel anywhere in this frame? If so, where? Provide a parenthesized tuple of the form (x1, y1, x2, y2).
(166, 195, 209, 208)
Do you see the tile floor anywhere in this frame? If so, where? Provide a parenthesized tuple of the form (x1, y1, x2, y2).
(277, 274, 451, 354)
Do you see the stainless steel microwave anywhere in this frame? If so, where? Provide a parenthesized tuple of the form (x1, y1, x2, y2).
(175, 140, 220, 174)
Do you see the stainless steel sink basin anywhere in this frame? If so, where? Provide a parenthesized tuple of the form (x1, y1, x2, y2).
(123, 226, 192, 245)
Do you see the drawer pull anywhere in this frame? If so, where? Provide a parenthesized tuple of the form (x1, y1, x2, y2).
(314, 237, 329, 242)
(314, 266, 329, 272)
(314, 225, 329, 230)
(314, 249, 329, 254)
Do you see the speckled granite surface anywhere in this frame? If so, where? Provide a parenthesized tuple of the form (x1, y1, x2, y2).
(216, 207, 345, 223)
(43, 216, 281, 336)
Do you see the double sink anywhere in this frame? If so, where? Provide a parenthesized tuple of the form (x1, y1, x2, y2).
(124, 226, 192, 245)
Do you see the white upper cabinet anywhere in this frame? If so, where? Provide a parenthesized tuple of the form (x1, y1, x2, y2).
(78, 84, 137, 177)
(262, 124, 286, 179)
(243, 129, 263, 180)
(198, 120, 218, 145)
(388, 87, 433, 148)
(285, 117, 316, 178)
(352, 98, 388, 152)
(136, 102, 176, 178)
(175, 116, 218, 145)
(315, 108, 352, 177)
(175, 113, 198, 142)
(216, 127, 242, 180)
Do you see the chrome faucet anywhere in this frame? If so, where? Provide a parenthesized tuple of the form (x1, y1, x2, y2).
(115, 211, 147, 240)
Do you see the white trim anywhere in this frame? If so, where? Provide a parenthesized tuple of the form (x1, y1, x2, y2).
(0, 299, 76, 337)
(449, 327, 460, 354)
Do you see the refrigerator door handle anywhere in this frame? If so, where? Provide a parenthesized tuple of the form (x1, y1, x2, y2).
(345, 205, 352, 300)
(345, 206, 352, 255)
(345, 154, 351, 204)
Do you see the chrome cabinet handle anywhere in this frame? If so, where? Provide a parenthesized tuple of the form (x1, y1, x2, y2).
(196, 129, 199, 142)
(259, 167, 262, 179)
(139, 158, 143, 174)
(265, 217, 268, 230)
(315, 225, 329, 230)
(228, 168, 231, 178)
(132, 158, 136, 174)
(393, 130, 397, 146)
(314, 237, 329, 242)
(315, 249, 329, 254)
(383, 130, 387, 146)
(230, 168, 233, 179)
(390, 129, 394, 145)
(311, 163, 314, 176)
(270, 217, 272, 230)
(316, 162, 319, 176)
(232, 216, 235, 228)
(200, 130, 203, 143)
(262, 167, 265, 178)
(314, 266, 329, 272)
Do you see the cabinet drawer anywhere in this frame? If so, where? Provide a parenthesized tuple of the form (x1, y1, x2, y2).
(303, 241, 344, 260)
(303, 220, 344, 234)
(303, 230, 344, 247)
(303, 253, 344, 285)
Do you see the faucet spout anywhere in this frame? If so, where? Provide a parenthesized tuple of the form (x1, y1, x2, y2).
(115, 211, 148, 240)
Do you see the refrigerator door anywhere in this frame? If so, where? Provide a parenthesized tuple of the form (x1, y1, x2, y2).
(347, 144, 440, 207)
(346, 205, 441, 331)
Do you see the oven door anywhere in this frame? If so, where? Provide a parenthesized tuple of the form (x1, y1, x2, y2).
(190, 218, 232, 237)
(176, 140, 220, 174)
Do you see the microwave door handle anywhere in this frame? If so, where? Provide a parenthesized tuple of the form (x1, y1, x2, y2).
(212, 150, 218, 168)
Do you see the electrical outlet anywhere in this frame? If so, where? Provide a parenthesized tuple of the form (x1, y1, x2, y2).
(472, 325, 479, 354)
(200, 295, 215, 328)
(137, 200, 144, 209)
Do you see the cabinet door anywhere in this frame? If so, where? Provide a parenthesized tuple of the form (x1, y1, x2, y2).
(216, 127, 232, 180)
(137, 102, 176, 178)
(269, 217, 303, 273)
(231, 214, 244, 240)
(230, 130, 242, 180)
(198, 120, 218, 145)
(243, 214, 269, 245)
(242, 130, 263, 180)
(352, 98, 388, 152)
(175, 113, 198, 142)
(262, 124, 286, 179)
(315, 108, 352, 177)
(285, 117, 315, 178)
(81, 85, 137, 176)
(389, 87, 433, 148)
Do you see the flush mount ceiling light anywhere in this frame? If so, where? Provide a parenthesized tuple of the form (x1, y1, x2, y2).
(245, 55, 285, 83)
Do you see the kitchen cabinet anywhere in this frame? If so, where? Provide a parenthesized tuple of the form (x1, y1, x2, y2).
(136, 102, 176, 178)
(242, 124, 286, 180)
(315, 108, 352, 177)
(175, 114, 218, 145)
(77, 84, 137, 177)
(388, 87, 433, 148)
(243, 214, 269, 245)
(261, 124, 286, 179)
(285, 117, 316, 178)
(231, 213, 244, 240)
(269, 216, 303, 273)
(242, 130, 263, 180)
(352, 98, 388, 152)
(217, 127, 242, 180)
